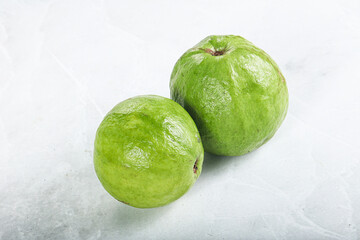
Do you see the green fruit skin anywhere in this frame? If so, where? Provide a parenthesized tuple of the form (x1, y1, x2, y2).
(170, 35, 289, 156)
(94, 95, 204, 208)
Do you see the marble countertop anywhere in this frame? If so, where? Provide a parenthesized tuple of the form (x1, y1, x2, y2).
(1, 0, 360, 239)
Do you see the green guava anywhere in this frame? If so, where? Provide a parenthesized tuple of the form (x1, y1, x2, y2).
(170, 35, 288, 156)
(94, 95, 204, 208)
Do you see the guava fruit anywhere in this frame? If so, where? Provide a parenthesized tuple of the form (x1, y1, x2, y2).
(170, 35, 288, 156)
(94, 95, 204, 208)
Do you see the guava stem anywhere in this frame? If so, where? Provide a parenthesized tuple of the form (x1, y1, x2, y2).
(200, 48, 226, 56)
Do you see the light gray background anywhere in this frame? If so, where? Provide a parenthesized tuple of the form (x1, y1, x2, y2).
(1, 0, 360, 239)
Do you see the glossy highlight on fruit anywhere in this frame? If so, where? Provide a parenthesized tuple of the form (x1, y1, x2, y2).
(94, 95, 204, 208)
(170, 35, 288, 156)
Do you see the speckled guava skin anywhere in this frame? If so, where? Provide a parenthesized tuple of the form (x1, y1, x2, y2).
(94, 95, 204, 208)
(170, 35, 288, 156)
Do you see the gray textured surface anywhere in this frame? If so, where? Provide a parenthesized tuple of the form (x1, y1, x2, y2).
(0, 0, 360, 239)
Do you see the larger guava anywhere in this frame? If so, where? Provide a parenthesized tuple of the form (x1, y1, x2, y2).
(170, 35, 288, 156)
(94, 95, 204, 208)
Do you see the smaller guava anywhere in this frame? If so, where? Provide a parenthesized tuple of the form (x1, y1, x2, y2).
(94, 95, 204, 208)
